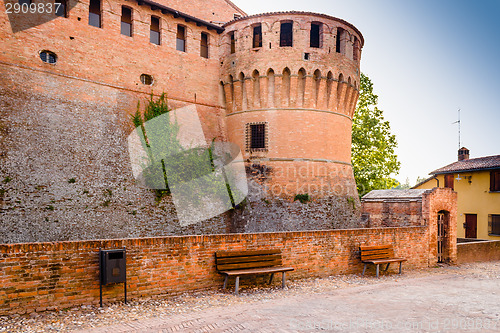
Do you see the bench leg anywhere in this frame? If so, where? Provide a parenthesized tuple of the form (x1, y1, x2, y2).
(234, 276, 240, 295)
(385, 263, 390, 271)
(269, 273, 274, 285)
(376, 264, 380, 278)
(362, 264, 367, 276)
(223, 275, 228, 290)
(282, 272, 286, 289)
(399, 262, 402, 274)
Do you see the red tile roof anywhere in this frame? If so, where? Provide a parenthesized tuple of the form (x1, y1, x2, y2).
(431, 155, 500, 174)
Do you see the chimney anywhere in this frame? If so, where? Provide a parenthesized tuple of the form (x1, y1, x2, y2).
(458, 147, 469, 161)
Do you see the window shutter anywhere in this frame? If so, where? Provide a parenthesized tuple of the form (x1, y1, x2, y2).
(489, 214, 492, 235)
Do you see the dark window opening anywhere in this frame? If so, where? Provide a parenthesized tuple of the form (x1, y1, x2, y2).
(88, 0, 101, 28)
(200, 32, 209, 58)
(253, 24, 262, 48)
(140, 74, 153, 85)
(176, 25, 186, 52)
(489, 215, 500, 236)
(55, 0, 67, 17)
(150, 16, 160, 45)
(304, 53, 310, 60)
(444, 174, 454, 190)
(310, 23, 321, 48)
(249, 124, 266, 149)
(280, 22, 293, 47)
(336, 27, 344, 53)
(18, 0, 31, 5)
(230, 32, 235, 54)
(121, 7, 132, 37)
(491, 170, 500, 192)
(40, 50, 57, 64)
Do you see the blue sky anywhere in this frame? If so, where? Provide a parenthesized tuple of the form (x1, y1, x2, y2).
(234, 0, 500, 185)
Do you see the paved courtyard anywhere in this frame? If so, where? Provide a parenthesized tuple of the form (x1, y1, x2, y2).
(2, 261, 499, 332)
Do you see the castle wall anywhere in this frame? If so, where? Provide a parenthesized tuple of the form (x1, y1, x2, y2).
(220, 13, 363, 200)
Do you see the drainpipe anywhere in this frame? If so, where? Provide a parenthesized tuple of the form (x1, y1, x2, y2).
(433, 175, 440, 187)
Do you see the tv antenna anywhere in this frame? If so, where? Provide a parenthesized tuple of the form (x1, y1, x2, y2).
(452, 109, 461, 149)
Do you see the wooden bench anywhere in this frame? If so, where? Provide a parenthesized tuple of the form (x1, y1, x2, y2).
(215, 249, 294, 294)
(360, 245, 407, 277)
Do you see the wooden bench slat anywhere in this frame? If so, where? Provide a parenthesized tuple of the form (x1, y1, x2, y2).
(216, 254, 281, 265)
(360, 245, 392, 251)
(216, 250, 280, 258)
(220, 266, 294, 276)
(364, 258, 407, 264)
(217, 259, 283, 271)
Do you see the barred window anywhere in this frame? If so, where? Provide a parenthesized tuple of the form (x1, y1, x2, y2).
(489, 215, 500, 236)
(40, 50, 57, 64)
(246, 123, 267, 151)
(140, 74, 153, 85)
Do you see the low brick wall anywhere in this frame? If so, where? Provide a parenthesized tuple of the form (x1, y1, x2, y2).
(0, 227, 429, 315)
(457, 240, 500, 264)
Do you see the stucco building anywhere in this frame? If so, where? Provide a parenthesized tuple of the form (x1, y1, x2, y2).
(414, 148, 500, 240)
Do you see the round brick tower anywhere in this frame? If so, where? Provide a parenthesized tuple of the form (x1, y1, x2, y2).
(220, 12, 364, 200)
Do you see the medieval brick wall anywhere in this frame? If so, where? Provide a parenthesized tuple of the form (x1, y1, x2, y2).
(0, 226, 429, 315)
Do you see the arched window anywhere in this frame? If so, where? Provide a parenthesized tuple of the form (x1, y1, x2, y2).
(239, 72, 247, 110)
(282, 67, 291, 106)
(313, 69, 321, 106)
(267, 69, 275, 108)
(326, 71, 333, 109)
(297, 68, 306, 107)
(252, 70, 260, 108)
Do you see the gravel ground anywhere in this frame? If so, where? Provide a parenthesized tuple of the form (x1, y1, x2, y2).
(1, 261, 499, 333)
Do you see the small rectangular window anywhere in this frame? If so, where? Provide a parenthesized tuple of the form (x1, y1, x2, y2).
(253, 24, 262, 48)
(336, 27, 344, 54)
(491, 170, 500, 192)
(121, 7, 132, 37)
(246, 123, 267, 151)
(444, 174, 454, 190)
(200, 32, 209, 58)
(88, 0, 101, 28)
(280, 22, 293, 47)
(150, 16, 160, 45)
(18, 0, 31, 5)
(176, 25, 186, 52)
(310, 23, 321, 48)
(489, 214, 500, 236)
(230, 31, 235, 54)
(55, 0, 67, 17)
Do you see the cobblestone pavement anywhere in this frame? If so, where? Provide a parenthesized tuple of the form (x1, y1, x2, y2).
(2, 261, 500, 332)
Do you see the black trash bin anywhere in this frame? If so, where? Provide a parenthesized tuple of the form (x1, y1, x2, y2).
(99, 248, 126, 306)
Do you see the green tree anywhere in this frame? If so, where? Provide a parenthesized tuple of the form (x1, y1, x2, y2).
(352, 73, 401, 197)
